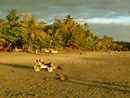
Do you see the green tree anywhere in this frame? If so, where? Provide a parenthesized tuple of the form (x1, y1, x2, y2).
(33, 30, 47, 49)
(1, 9, 28, 51)
(83, 23, 88, 31)
(101, 35, 113, 50)
(27, 15, 38, 50)
(6, 9, 20, 23)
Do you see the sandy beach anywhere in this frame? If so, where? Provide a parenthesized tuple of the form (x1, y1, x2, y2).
(0, 51, 130, 98)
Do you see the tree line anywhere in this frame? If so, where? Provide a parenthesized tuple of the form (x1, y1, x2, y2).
(0, 9, 129, 52)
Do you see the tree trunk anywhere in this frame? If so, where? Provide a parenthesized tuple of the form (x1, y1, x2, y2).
(7, 43, 12, 49)
(4, 43, 12, 52)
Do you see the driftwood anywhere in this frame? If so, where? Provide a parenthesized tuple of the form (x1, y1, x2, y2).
(14, 49, 22, 52)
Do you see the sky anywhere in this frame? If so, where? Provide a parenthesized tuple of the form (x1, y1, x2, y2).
(0, 0, 130, 42)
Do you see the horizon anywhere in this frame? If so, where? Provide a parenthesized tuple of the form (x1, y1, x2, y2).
(0, 0, 130, 42)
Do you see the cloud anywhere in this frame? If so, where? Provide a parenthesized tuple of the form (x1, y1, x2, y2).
(112, 22, 130, 26)
(88, 22, 130, 42)
(86, 21, 112, 25)
(87, 21, 130, 26)
(0, 0, 130, 20)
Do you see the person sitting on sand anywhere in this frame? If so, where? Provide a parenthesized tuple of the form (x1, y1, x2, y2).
(36, 59, 62, 69)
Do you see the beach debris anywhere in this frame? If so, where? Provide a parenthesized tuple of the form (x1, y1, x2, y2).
(80, 52, 86, 55)
(56, 73, 66, 81)
(106, 50, 113, 54)
(60, 75, 66, 81)
(14, 49, 22, 52)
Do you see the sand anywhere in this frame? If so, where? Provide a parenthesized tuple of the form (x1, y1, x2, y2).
(0, 51, 130, 98)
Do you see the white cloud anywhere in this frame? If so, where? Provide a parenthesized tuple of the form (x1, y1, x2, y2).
(87, 21, 130, 26)
(112, 22, 130, 26)
(87, 21, 111, 25)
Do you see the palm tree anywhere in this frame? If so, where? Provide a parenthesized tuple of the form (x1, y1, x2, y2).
(0, 33, 6, 44)
(65, 14, 73, 25)
(34, 30, 47, 49)
(94, 37, 102, 51)
(52, 29, 63, 49)
(2, 9, 21, 51)
(0, 20, 6, 43)
(83, 23, 88, 31)
(64, 14, 74, 47)
(27, 15, 38, 50)
(21, 12, 31, 25)
(6, 9, 20, 22)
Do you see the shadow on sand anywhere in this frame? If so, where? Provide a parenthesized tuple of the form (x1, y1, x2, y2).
(66, 80, 130, 93)
(0, 62, 34, 69)
(91, 81, 130, 88)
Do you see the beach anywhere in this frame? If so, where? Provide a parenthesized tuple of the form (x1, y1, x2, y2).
(0, 51, 130, 98)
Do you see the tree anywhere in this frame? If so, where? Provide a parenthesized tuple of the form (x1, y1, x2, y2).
(83, 23, 88, 31)
(101, 35, 113, 50)
(0, 9, 28, 51)
(27, 15, 38, 50)
(65, 14, 73, 24)
(94, 36, 102, 51)
(64, 14, 74, 47)
(6, 9, 20, 22)
(51, 29, 63, 49)
(33, 30, 47, 49)
(21, 12, 32, 26)
(1, 9, 125, 52)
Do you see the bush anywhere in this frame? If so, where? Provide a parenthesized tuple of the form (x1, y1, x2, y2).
(122, 48, 129, 51)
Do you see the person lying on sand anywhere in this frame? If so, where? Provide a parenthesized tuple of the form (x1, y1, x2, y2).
(36, 59, 62, 70)
(36, 59, 45, 66)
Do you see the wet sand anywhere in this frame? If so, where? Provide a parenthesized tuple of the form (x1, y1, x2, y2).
(0, 51, 130, 98)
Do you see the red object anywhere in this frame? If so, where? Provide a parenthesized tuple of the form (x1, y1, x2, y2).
(0, 47, 3, 52)
(50, 50, 52, 54)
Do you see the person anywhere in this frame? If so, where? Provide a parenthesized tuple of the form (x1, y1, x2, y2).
(36, 59, 45, 68)
(36, 59, 62, 69)
(49, 48, 54, 56)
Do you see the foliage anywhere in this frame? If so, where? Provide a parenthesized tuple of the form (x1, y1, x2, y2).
(0, 9, 128, 51)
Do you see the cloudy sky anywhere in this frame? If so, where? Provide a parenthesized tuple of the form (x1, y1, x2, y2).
(0, 0, 130, 42)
